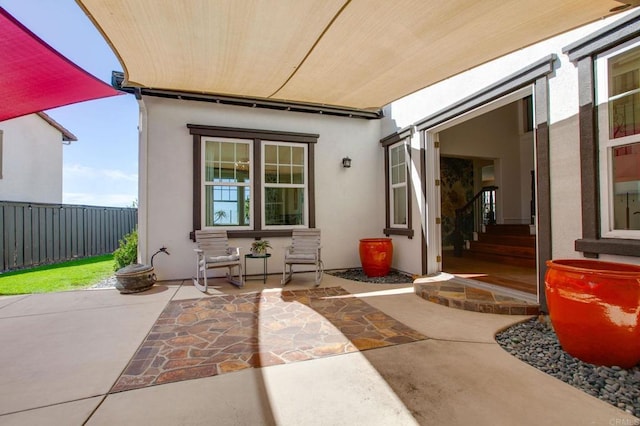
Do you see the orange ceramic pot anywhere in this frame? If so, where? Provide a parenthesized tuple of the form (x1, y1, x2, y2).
(545, 259, 640, 368)
(359, 238, 393, 277)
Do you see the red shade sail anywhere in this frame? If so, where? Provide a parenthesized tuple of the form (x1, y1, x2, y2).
(0, 7, 121, 122)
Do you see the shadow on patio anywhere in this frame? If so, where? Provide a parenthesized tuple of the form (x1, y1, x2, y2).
(0, 273, 635, 425)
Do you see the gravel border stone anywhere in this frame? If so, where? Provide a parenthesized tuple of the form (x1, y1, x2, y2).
(88, 276, 117, 289)
(328, 268, 414, 284)
(89, 267, 414, 289)
(496, 317, 639, 418)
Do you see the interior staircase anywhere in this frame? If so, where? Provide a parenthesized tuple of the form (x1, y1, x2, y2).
(467, 224, 536, 268)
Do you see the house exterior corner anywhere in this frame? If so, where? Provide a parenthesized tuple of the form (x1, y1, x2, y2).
(137, 96, 427, 280)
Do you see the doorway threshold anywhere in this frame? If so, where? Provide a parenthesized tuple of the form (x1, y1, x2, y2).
(414, 272, 539, 315)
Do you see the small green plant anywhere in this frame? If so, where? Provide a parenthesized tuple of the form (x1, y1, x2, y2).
(113, 228, 138, 270)
(251, 239, 271, 254)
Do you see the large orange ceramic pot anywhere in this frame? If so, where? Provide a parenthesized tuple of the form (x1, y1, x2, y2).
(359, 238, 393, 277)
(545, 259, 640, 368)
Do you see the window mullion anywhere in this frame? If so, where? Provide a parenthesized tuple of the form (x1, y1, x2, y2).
(253, 138, 262, 231)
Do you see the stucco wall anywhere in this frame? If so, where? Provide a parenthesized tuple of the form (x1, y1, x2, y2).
(139, 97, 412, 280)
(382, 12, 640, 267)
(139, 12, 640, 281)
(0, 114, 63, 203)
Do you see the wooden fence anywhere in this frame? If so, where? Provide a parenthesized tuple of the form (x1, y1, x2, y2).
(0, 201, 137, 272)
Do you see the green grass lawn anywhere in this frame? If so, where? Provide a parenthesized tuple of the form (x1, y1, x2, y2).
(0, 254, 115, 295)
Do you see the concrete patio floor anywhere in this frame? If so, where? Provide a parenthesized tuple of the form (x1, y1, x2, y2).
(0, 272, 636, 425)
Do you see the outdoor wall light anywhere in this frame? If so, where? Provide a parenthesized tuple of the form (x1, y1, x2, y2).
(342, 157, 352, 168)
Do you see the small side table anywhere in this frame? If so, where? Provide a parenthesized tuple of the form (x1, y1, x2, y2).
(244, 253, 271, 284)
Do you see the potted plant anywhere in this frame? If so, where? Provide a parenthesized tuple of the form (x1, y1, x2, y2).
(251, 239, 271, 255)
(113, 228, 155, 294)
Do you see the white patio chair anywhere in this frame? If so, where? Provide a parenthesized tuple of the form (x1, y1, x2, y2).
(193, 229, 243, 291)
(281, 228, 324, 286)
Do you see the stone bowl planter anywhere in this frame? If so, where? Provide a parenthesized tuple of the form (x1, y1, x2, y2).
(545, 259, 640, 368)
(359, 238, 393, 277)
(115, 263, 156, 294)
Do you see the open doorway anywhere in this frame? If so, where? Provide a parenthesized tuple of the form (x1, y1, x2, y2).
(437, 95, 538, 295)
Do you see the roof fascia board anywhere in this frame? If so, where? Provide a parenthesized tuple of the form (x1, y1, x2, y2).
(112, 72, 382, 120)
(36, 112, 77, 141)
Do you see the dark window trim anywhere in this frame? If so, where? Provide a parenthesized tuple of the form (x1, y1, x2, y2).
(381, 129, 414, 238)
(189, 125, 317, 240)
(563, 9, 640, 62)
(188, 124, 319, 143)
(565, 13, 640, 259)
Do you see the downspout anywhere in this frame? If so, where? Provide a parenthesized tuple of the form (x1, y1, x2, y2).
(136, 89, 149, 265)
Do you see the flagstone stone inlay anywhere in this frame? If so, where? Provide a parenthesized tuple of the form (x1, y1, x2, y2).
(111, 287, 427, 393)
(415, 281, 540, 315)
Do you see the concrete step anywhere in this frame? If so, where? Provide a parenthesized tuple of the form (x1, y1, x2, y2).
(414, 274, 539, 315)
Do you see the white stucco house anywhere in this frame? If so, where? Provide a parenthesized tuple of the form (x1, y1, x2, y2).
(115, 8, 640, 309)
(0, 112, 76, 204)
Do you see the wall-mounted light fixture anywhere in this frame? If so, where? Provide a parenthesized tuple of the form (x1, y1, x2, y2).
(342, 157, 352, 168)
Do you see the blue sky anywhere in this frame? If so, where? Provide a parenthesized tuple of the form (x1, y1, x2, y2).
(0, 0, 139, 207)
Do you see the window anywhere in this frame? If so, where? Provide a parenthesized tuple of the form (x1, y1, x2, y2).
(596, 41, 640, 238)
(189, 125, 317, 239)
(380, 133, 413, 238)
(389, 142, 408, 227)
(203, 138, 251, 228)
(263, 142, 307, 227)
(566, 13, 640, 258)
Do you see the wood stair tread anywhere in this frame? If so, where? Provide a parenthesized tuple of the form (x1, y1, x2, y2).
(464, 251, 536, 268)
(484, 224, 532, 235)
(465, 223, 536, 268)
(476, 234, 535, 247)
(469, 242, 535, 258)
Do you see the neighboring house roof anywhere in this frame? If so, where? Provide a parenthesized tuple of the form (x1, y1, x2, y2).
(36, 112, 78, 142)
(78, 0, 635, 112)
(0, 7, 121, 122)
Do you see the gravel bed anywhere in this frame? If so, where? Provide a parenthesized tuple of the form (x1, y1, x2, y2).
(496, 318, 640, 418)
(89, 276, 117, 289)
(328, 268, 413, 284)
(88, 267, 413, 289)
